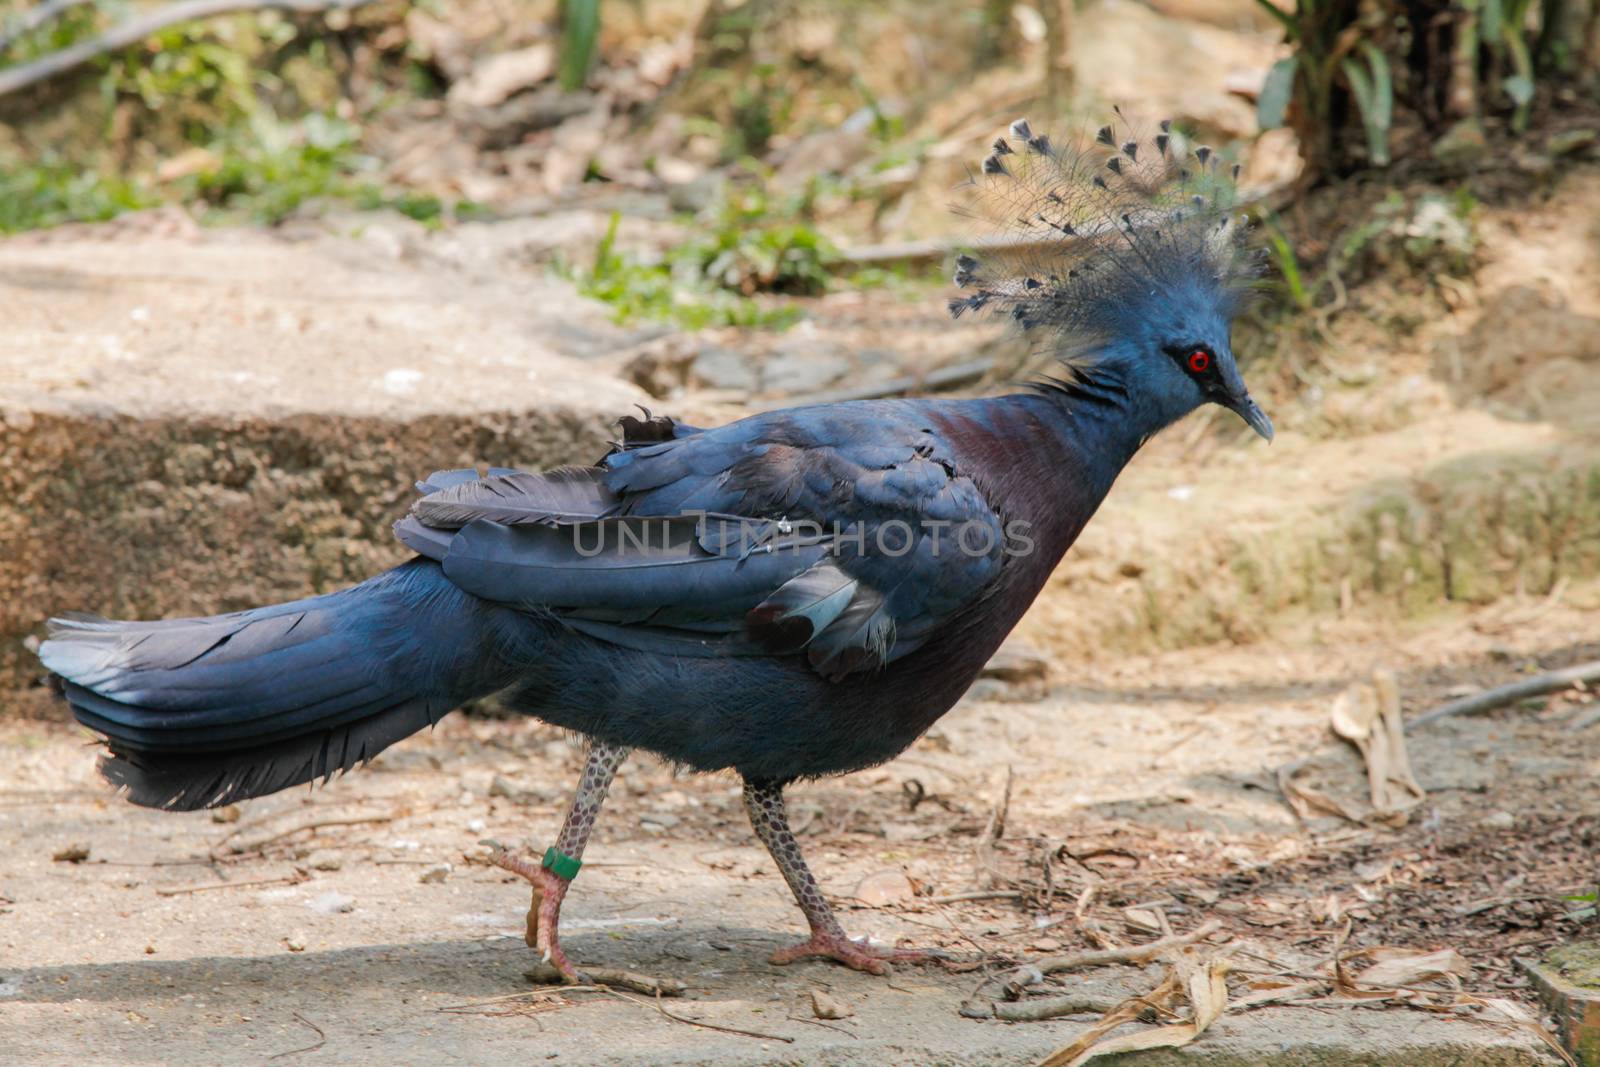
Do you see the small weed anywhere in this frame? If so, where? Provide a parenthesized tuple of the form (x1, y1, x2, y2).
(182, 112, 369, 223)
(564, 171, 844, 330)
(568, 213, 806, 331)
(0, 161, 156, 234)
(1261, 214, 1313, 311)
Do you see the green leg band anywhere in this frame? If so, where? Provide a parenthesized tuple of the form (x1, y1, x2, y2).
(542, 846, 583, 881)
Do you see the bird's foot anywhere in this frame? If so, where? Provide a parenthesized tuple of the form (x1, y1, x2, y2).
(486, 843, 578, 982)
(769, 931, 940, 975)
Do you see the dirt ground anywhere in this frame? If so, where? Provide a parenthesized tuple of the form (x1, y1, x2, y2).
(2, 594, 1594, 1065)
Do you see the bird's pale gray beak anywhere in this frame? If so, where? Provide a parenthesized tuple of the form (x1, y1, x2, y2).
(1226, 394, 1274, 442)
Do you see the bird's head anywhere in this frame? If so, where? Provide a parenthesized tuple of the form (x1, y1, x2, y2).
(950, 115, 1272, 442)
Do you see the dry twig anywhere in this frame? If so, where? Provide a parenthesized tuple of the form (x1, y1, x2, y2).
(605, 989, 794, 1043)
(156, 874, 305, 896)
(267, 1012, 327, 1059)
(973, 764, 1014, 890)
(1026, 921, 1223, 977)
(1410, 659, 1600, 728)
(524, 963, 686, 997)
(228, 814, 395, 855)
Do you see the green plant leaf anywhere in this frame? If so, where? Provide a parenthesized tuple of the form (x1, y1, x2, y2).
(1258, 57, 1298, 130)
(559, 0, 600, 92)
(1252, 0, 1301, 40)
(1363, 43, 1393, 133)
(1341, 45, 1392, 166)
(1481, 0, 1503, 43)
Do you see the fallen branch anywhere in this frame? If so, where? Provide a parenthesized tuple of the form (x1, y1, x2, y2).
(832, 190, 1294, 270)
(1410, 659, 1600, 728)
(0, 0, 381, 99)
(928, 889, 1024, 905)
(524, 963, 686, 997)
(1028, 920, 1223, 977)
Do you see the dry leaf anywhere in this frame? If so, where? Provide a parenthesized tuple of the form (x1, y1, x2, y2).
(1036, 955, 1230, 1067)
(810, 989, 854, 1020)
(1330, 683, 1379, 744)
(1287, 669, 1428, 827)
(1035, 971, 1178, 1067)
(1233, 979, 1327, 1008)
(852, 869, 915, 906)
(1355, 948, 1471, 988)
(1278, 765, 1365, 823)
(1123, 908, 1163, 934)
(1186, 955, 1230, 1030)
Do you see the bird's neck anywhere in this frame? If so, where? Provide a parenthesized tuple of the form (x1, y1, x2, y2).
(966, 370, 1168, 512)
(1024, 364, 1181, 475)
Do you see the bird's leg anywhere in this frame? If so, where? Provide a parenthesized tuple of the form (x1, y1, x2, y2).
(743, 777, 934, 975)
(489, 740, 629, 981)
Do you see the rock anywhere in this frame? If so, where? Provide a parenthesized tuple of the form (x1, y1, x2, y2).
(665, 171, 723, 214)
(810, 989, 854, 1020)
(285, 932, 308, 953)
(639, 812, 681, 832)
(761, 338, 852, 396)
(1523, 943, 1600, 1064)
(419, 863, 453, 885)
(307, 852, 344, 872)
(0, 226, 646, 694)
(691, 345, 757, 393)
(51, 844, 89, 864)
(619, 335, 749, 398)
(309, 892, 355, 914)
(852, 869, 915, 907)
(210, 805, 242, 825)
(1480, 810, 1516, 831)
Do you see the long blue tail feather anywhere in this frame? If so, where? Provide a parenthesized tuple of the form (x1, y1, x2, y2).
(40, 559, 533, 811)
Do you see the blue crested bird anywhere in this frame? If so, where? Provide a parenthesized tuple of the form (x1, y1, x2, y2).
(39, 115, 1271, 978)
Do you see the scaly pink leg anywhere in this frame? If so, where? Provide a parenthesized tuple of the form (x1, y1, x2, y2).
(489, 740, 628, 981)
(743, 778, 939, 975)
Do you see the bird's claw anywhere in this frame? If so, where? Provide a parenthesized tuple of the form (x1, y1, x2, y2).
(769, 931, 940, 975)
(488, 846, 579, 982)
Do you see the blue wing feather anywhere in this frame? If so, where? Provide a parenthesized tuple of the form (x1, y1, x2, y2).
(397, 401, 1007, 680)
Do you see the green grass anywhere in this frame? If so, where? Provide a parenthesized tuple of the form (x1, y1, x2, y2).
(0, 161, 157, 233)
(569, 213, 805, 331)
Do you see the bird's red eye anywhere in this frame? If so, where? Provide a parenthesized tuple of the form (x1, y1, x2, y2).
(1187, 350, 1211, 373)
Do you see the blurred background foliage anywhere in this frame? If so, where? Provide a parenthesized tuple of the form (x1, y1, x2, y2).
(0, 0, 1596, 328)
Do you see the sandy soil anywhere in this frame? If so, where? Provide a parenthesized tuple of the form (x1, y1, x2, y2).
(2, 596, 1592, 1065)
